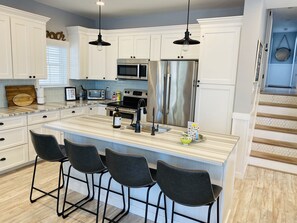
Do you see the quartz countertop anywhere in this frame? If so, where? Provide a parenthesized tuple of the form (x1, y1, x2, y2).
(44, 115, 239, 166)
(0, 100, 112, 118)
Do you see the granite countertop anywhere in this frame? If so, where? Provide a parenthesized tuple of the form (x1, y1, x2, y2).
(44, 115, 239, 166)
(0, 100, 112, 118)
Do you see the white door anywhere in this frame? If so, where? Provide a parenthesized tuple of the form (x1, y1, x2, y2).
(0, 14, 13, 79)
(133, 35, 150, 59)
(105, 35, 118, 80)
(11, 17, 30, 79)
(88, 35, 106, 80)
(194, 84, 235, 134)
(118, 36, 134, 59)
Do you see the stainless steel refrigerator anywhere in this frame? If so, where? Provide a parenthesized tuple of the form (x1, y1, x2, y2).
(147, 60, 198, 127)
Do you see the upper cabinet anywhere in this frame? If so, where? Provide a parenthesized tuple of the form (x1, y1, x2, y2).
(0, 5, 49, 80)
(161, 30, 200, 60)
(105, 35, 118, 81)
(150, 34, 161, 61)
(118, 35, 150, 59)
(197, 17, 242, 85)
(0, 14, 12, 79)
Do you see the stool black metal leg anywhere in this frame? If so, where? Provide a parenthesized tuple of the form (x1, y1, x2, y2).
(102, 176, 112, 223)
(96, 172, 106, 223)
(217, 196, 220, 223)
(207, 203, 214, 223)
(56, 162, 64, 216)
(164, 194, 168, 223)
(154, 191, 162, 223)
(144, 186, 153, 223)
(171, 201, 175, 223)
(29, 155, 39, 203)
(111, 185, 128, 222)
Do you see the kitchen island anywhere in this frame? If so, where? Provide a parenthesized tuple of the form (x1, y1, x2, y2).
(44, 115, 238, 223)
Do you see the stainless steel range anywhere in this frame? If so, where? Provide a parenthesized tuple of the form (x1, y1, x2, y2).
(106, 89, 147, 120)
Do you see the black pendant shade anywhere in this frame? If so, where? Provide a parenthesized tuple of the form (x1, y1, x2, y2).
(89, 1, 110, 47)
(174, 0, 200, 45)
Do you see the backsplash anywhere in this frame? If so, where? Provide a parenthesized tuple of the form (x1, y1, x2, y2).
(0, 79, 148, 107)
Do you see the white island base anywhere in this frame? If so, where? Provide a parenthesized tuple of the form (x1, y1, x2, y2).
(45, 116, 238, 223)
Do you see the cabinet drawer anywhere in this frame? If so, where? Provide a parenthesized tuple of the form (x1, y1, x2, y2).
(0, 115, 27, 130)
(0, 144, 28, 172)
(28, 110, 60, 125)
(61, 107, 84, 119)
(0, 127, 27, 150)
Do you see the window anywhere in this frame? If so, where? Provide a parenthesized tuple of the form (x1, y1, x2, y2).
(39, 39, 69, 86)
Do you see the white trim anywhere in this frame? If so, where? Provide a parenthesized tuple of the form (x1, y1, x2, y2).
(198, 16, 243, 28)
(232, 112, 251, 121)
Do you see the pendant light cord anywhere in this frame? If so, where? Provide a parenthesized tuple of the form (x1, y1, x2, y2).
(186, 0, 190, 31)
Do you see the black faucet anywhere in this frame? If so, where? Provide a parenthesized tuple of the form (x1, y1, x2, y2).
(151, 108, 156, 135)
(135, 99, 147, 133)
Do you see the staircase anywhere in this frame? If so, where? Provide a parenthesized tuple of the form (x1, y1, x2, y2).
(250, 92, 297, 173)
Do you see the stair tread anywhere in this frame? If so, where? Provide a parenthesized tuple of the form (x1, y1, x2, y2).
(255, 124, 297, 135)
(257, 112, 297, 121)
(250, 150, 297, 165)
(259, 101, 297, 108)
(253, 137, 297, 149)
(260, 92, 297, 97)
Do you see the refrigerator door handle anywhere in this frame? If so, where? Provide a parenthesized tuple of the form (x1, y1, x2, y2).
(166, 74, 171, 115)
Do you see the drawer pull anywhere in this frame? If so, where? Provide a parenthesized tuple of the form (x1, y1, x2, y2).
(0, 138, 5, 141)
(0, 157, 6, 161)
(0, 122, 3, 125)
(72, 111, 75, 113)
(43, 115, 47, 118)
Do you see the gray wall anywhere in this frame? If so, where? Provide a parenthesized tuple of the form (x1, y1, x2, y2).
(102, 7, 243, 29)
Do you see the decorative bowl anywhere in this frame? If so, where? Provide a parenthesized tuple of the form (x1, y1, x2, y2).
(180, 136, 192, 145)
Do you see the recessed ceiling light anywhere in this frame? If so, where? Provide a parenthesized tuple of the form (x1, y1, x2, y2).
(96, 1, 104, 6)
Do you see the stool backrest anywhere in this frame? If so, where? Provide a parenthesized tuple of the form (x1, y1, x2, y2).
(64, 139, 106, 174)
(105, 149, 154, 187)
(30, 130, 65, 161)
(157, 161, 215, 206)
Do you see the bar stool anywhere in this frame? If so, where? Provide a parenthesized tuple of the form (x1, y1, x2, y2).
(29, 130, 68, 216)
(155, 161, 222, 223)
(62, 139, 108, 223)
(102, 148, 156, 223)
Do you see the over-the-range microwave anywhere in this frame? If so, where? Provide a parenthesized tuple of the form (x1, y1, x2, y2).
(117, 59, 149, 80)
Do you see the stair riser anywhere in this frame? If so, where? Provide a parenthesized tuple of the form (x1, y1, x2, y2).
(252, 142, 297, 158)
(260, 94, 297, 105)
(256, 117, 297, 130)
(257, 105, 297, 116)
(253, 129, 297, 143)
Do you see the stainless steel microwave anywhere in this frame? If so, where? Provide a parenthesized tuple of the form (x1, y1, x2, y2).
(117, 59, 149, 80)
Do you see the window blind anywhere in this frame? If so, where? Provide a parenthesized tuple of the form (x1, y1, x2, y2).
(39, 39, 69, 86)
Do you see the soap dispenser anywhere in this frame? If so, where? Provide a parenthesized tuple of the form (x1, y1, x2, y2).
(112, 107, 121, 128)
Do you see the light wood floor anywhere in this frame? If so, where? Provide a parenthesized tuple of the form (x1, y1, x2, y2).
(1, 162, 297, 223)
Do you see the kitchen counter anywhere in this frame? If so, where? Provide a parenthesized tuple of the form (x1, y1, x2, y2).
(44, 115, 238, 223)
(0, 100, 112, 118)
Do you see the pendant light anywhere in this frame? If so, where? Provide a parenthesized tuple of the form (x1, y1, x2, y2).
(89, 0, 110, 51)
(173, 0, 200, 51)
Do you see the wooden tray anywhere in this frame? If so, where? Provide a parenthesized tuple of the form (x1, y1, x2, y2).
(5, 85, 37, 107)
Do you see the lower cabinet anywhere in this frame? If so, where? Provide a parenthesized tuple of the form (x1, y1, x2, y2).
(194, 84, 235, 134)
(0, 145, 28, 172)
(85, 104, 107, 115)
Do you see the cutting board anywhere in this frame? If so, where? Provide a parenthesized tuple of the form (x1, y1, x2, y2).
(5, 85, 37, 107)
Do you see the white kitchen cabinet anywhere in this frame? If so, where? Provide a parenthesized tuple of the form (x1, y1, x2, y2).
(0, 14, 13, 79)
(161, 33, 200, 60)
(105, 35, 118, 80)
(198, 17, 242, 85)
(150, 34, 161, 61)
(60, 107, 84, 119)
(118, 35, 150, 59)
(85, 104, 107, 115)
(0, 115, 28, 172)
(88, 35, 106, 80)
(10, 17, 47, 79)
(194, 84, 235, 134)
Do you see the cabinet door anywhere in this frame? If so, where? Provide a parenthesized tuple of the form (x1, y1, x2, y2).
(150, 34, 161, 61)
(11, 17, 30, 79)
(80, 33, 89, 79)
(30, 21, 47, 79)
(0, 14, 13, 79)
(88, 35, 106, 80)
(118, 36, 134, 59)
(194, 84, 234, 134)
(105, 35, 118, 80)
(28, 124, 61, 161)
(198, 27, 241, 84)
(161, 33, 183, 59)
(134, 35, 150, 59)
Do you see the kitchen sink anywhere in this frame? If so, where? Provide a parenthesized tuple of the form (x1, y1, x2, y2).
(125, 124, 171, 134)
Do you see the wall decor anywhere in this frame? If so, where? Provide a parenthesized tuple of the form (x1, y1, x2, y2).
(275, 34, 291, 61)
(46, 31, 66, 41)
(254, 40, 263, 82)
(65, 87, 77, 101)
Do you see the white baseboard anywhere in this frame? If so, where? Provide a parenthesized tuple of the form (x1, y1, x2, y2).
(249, 156, 297, 174)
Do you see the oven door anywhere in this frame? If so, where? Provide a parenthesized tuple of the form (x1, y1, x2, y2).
(117, 64, 139, 79)
(106, 107, 136, 120)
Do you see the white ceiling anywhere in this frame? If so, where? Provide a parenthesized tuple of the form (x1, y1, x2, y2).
(34, 0, 244, 19)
